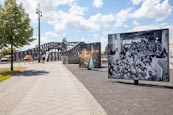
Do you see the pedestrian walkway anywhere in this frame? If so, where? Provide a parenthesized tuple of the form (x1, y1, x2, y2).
(0, 62, 107, 115)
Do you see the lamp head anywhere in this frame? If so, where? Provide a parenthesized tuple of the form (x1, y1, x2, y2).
(40, 11, 43, 17)
(36, 8, 38, 14)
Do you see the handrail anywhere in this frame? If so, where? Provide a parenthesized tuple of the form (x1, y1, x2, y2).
(61, 42, 85, 53)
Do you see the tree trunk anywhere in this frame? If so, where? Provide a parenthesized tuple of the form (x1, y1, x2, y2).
(11, 43, 13, 71)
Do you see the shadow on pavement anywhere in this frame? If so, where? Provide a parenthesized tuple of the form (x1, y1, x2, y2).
(16, 70, 49, 77)
(112, 81, 173, 89)
(90, 69, 108, 72)
(79, 68, 108, 73)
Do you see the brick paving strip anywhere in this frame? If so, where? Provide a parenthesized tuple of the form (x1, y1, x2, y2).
(0, 62, 107, 115)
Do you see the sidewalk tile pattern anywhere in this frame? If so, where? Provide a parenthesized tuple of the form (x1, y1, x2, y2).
(0, 62, 107, 115)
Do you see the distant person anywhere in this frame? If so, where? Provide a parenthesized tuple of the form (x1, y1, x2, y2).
(42, 54, 45, 63)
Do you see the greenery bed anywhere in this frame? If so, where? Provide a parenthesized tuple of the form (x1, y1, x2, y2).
(0, 67, 26, 82)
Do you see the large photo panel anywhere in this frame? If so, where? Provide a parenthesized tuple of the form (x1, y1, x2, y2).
(108, 29, 169, 82)
(79, 42, 101, 68)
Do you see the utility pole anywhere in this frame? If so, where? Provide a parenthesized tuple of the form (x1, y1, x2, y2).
(36, 4, 42, 63)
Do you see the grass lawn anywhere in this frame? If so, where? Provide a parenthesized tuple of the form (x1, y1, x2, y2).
(0, 67, 26, 82)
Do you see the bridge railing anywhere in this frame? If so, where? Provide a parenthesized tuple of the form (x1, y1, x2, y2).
(4, 42, 81, 62)
(60, 42, 85, 56)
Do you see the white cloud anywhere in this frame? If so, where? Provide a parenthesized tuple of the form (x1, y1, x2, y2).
(114, 8, 132, 27)
(69, 5, 88, 16)
(41, 37, 51, 44)
(41, 5, 114, 31)
(46, 32, 58, 38)
(124, 25, 129, 28)
(17, 0, 112, 32)
(103, 31, 114, 35)
(93, 0, 103, 8)
(53, 0, 76, 6)
(50, 11, 115, 32)
(114, 0, 172, 27)
(18, 0, 76, 10)
(100, 35, 107, 52)
(131, 0, 144, 5)
(133, 20, 139, 26)
(54, 13, 91, 31)
(17, 0, 76, 23)
(132, 23, 165, 31)
(112, 0, 173, 27)
(17, 0, 38, 23)
(89, 13, 115, 28)
(80, 37, 85, 42)
(131, 23, 173, 39)
(132, 0, 172, 21)
(44, 10, 60, 24)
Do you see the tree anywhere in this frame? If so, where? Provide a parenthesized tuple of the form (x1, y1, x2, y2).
(0, 47, 16, 59)
(0, 4, 6, 49)
(1, 0, 34, 70)
(1, 47, 16, 54)
(104, 44, 108, 55)
(62, 38, 67, 51)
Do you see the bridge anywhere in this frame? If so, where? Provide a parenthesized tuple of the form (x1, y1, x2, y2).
(1, 41, 101, 66)
(13, 42, 79, 61)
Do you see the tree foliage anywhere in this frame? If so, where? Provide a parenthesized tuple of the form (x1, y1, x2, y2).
(1, 47, 16, 53)
(62, 38, 67, 50)
(104, 44, 108, 55)
(0, 4, 6, 48)
(1, 0, 34, 48)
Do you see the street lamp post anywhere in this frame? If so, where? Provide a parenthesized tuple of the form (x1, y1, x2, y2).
(36, 4, 42, 63)
(9, 0, 14, 71)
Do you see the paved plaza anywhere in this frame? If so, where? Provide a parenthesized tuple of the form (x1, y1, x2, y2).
(66, 64, 173, 115)
(0, 62, 107, 115)
(0, 61, 33, 68)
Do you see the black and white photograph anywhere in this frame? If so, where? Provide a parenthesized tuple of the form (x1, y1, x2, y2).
(108, 29, 169, 81)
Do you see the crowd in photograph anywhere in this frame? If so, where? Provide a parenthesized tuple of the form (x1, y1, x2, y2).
(109, 38, 168, 81)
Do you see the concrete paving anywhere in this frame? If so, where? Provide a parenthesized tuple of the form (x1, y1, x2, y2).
(0, 61, 33, 68)
(65, 64, 173, 115)
(170, 57, 173, 69)
(0, 62, 107, 115)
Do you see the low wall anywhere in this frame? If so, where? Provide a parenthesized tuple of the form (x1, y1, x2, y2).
(62, 56, 68, 64)
(68, 56, 79, 64)
(62, 56, 79, 64)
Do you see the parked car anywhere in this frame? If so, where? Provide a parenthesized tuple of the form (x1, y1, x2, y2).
(23, 55, 33, 61)
(0, 55, 16, 62)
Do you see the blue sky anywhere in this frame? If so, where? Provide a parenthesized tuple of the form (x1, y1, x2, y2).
(0, 0, 173, 51)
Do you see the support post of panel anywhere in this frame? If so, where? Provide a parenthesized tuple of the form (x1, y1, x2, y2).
(134, 80, 139, 85)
